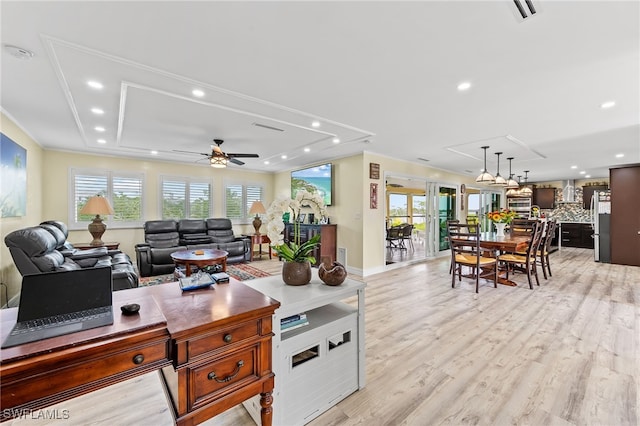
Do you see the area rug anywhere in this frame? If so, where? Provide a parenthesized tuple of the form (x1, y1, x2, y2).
(139, 263, 272, 287)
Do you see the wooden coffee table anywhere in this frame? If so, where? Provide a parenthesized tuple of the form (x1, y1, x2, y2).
(170, 249, 228, 276)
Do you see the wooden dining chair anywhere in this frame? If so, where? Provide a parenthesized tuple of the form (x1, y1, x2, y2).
(510, 218, 537, 235)
(446, 219, 460, 274)
(447, 222, 498, 293)
(537, 219, 557, 279)
(400, 223, 414, 250)
(497, 220, 544, 289)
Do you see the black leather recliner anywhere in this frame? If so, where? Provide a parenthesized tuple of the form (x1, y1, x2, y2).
(4, 221, 139, 291)
(135, 218, 251, 277)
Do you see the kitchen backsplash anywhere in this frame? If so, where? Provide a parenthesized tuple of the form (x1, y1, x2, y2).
(544, 202, 592, 222)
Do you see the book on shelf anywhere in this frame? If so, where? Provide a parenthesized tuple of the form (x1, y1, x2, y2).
(280, 313, 307, 326)
(281, 319, 309, 333)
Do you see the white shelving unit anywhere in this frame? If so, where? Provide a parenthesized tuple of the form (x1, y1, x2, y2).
(242, 270, 366, 426)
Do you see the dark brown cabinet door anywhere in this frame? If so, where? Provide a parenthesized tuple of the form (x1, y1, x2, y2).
(582, 184, 608, 209)
(610, 165, 640, 266)
(533, 187, 556, 209)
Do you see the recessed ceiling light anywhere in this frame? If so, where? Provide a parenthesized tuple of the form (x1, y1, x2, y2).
(600, 101, 616, 109)
(91, 107, 104, 115)
(457, 81, 471, 91)
(97, 139, 106, 144)
(571, 165, 578, 169)
(281, 155, 287, 159)
(311, 121, 320, 128)
(94, 126, 105, 132)
(87, 80, 103, 90)
(192, 89, 205, 97)
(585, 175, 591, 178)
(304, 147, 310, 152)
(332, 137, 340, 144)
(151, 150, 158, 155)
(263, 160, 270, 165)
(615, 153, 624, 158)
(579, 171, 586, 175)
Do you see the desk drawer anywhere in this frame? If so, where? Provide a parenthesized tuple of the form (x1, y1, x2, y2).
(188, 319, 260, 359)
(190, 344, 259, 410)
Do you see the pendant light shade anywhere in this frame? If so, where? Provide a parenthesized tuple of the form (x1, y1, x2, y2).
(475, 146, 495, 183)
(490, 152, 507, 186)
(521, 170, 533, 196)
(505, 157, 520, 189)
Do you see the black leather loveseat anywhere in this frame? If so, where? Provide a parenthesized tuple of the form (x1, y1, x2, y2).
(134, 218, 251, 277)
(4, 220, 139, 291)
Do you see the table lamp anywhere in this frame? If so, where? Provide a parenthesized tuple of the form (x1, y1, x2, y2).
(249, 201, 266, 235)
(79, 195, 115, 246)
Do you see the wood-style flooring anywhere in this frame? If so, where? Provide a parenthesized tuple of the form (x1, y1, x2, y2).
(8, 248, 639, 426)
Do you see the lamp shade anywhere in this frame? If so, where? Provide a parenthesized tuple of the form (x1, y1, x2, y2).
(79, 195, 114, 246)
(80, 195, 114, 215)
(249, 201, 266, 215)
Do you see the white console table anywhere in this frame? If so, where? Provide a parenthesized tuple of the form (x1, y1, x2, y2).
(242, 270, 366, 425)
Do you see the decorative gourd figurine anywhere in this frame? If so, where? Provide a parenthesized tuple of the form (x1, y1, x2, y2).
(318, 260, 347, 286)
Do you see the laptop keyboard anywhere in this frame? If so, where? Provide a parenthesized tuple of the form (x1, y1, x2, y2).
(11, 306, 112, 335)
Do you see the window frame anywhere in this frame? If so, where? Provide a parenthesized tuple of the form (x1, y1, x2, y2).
(223, 179, 265, 224)
(69, 168, 145, 230)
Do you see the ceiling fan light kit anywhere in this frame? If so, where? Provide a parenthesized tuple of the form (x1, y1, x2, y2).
(174, 139, 259, 169)
(475, 146, 496, 183)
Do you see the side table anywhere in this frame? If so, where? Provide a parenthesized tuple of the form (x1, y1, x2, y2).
(247, 234, 272, 261)
(73, 242, 120, 250)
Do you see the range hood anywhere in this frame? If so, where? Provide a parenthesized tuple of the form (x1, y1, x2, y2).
(560, 179, 579, 203)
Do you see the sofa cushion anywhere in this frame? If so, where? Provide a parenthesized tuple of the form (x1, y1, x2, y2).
(38, 223, 68, 250)
(56, 258, 81, 271)
(178, 219, 207, 235)
(5, 227, 58, 258)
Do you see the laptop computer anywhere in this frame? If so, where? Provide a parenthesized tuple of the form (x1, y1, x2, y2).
(2, 267, 114, 348)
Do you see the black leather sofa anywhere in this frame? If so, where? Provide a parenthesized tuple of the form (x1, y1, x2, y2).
(135, 218, 251, 277)
(4, 220, 139, 291)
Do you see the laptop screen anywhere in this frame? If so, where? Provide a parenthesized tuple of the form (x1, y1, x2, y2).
(17, 267, 113, 322)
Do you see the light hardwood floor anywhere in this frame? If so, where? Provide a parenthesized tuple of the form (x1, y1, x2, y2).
(9, 248, 639, 425)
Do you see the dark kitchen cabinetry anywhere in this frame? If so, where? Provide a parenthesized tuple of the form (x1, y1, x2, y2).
(582, 184, 608, 209)
(284, 224, 337, 265)
(560, 223, 594, 249)
(533, 187, 556, 209)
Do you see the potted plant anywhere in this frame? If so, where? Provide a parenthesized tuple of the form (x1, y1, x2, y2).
(486, 208, 517, 237)
(266, 190, 327, 285)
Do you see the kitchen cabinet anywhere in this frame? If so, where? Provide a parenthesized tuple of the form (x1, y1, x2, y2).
(284, 224, 337, 265)
(582, 184, 608, 209)
(559, 223, 594, 249)
(533, 187, 556, 209)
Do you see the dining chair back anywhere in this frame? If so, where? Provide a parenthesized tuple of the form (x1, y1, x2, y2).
(510, 219, 537, 236)
(538, 219, 557, 279)
(400, 223, 414, 250)
(447, 222, 498, 293)
(498, 220, 544, 289)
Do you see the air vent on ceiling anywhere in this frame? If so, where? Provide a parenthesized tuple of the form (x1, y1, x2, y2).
(252, 122, 284, 132)
(417, 157, 430, 162)
(513, 0, 537, 20)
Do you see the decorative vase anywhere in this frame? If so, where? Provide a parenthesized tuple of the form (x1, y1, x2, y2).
(494, 222, 506, 237)
(282, 260, 312, 286)
(318, 261, 347, 286)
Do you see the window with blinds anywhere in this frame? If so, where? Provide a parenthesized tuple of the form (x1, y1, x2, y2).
(224, 183, 263, 222)
(71, 169, 143, 228)
(161, 176, 211, 219)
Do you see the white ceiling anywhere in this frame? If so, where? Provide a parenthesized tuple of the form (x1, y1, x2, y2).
(1, 1, 638, 182)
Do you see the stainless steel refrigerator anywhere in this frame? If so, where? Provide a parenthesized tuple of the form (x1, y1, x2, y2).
(590, 190, 611, 262)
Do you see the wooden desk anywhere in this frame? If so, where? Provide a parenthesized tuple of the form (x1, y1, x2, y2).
(0, 281, 280, 425)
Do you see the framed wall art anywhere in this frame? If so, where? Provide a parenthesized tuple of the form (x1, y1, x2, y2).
(1, 133, 27, 217)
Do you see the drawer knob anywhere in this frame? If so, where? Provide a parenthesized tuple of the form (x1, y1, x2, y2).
(207, 360, 244, 383)
(223, 334, 233, 343)
(132, 354, 145, 365)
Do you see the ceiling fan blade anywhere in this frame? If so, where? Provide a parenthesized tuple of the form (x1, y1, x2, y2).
(229, 158, 245, 165)
(173, 149, 210, 156)
(227, 153, 259, 158)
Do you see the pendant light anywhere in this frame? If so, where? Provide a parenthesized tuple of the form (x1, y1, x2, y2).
(505, 157, 520, 189)
(490, 152, 507, 186)
(521, 170, 533, 196)
(507, 175, 522, 196)
(475, 146, 495, 183)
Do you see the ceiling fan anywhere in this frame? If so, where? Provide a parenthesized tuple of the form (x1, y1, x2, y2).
(174, 139, 259, 168)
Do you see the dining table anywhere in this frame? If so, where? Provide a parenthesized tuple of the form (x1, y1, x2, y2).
(450, 231, 532, 286)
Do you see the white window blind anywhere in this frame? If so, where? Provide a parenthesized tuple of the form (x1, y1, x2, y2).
(71, 169, 143, 228)
(224, 183, 264, 222)
(161, 176, 211, 219)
